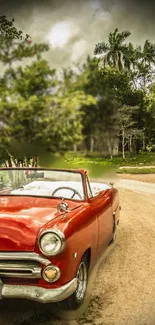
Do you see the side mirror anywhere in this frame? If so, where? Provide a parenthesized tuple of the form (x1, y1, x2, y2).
(109, 182, 114, 188)
(92, 187, 101, 196)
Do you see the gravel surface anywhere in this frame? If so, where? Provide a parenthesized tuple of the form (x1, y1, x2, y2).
(116, 179, 155, 194)
(118, 173, 155, 183)
(0, 185, 155, 325)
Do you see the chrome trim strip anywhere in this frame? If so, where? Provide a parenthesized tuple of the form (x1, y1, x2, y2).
(0, 252, 50, 266)
(1, 278, 78, 303)
(0, 267, 41, 279)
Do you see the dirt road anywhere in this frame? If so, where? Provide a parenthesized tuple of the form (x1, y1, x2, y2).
(117, 173, 155, 184)
(116, 178, 155, 194)
(0, 185, 155, 325)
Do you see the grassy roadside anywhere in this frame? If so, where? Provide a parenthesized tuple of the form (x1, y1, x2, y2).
(65, 152, 155, 167)
(39, 152, 155, 177)
(63, 153, 155, 176)
(116, 167, 155, 174)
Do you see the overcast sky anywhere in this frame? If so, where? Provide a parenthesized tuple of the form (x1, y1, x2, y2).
(0, 0, 155, 68)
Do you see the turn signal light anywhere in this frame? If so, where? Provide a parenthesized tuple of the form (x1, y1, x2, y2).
(42, 265, 60, 283)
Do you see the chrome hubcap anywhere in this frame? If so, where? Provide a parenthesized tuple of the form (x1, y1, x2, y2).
(113, 222, 117, 240)
(75, 262, 87, 301)
(113, 230, 117, 240)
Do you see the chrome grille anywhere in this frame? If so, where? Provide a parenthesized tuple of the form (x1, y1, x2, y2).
(0, 252, 50, 279)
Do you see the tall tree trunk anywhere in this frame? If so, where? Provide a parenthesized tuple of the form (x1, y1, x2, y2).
(84, 149, 87, 157)
(8, 157, 12, 167)
(142, 133, 146, 151)
(32, 157, 38, 167)
(143, 71, 147, 89)
(26, 158, 30, 167)
(106, 138, 113, 159)
(129, 134, 133, 153)
(122, 128, 125, 159)
(90, 136, 94, 152)
(73, 144, 77, 152)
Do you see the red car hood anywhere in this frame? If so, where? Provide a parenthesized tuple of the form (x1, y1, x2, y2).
(0, 196, 81, 251)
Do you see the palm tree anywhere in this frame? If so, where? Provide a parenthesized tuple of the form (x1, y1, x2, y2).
(94, 28, 132, 71)
(141, 40, 155, 68)
(136, 40, 155, 87)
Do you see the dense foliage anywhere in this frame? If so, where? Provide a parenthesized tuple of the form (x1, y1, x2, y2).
(0, 17, 155, 165)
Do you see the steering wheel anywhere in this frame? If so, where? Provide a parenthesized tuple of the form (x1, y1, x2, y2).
(52, 186, 82, 199)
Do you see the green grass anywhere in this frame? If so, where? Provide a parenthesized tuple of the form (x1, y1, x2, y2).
(38, 151, 155, 177)
(117, 167, 155, 174)
(111, 153, 155, 166)
(65, 151, 155, 167)
(1, 152, 154, 178)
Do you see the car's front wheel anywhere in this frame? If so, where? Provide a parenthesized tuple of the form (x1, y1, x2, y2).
(58, 255, 88, 310)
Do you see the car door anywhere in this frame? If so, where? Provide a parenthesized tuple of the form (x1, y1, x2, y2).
(95, 190, 114, 253)
(86, 178, 114, 253)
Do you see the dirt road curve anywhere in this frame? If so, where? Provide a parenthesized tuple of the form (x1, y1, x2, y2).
(118, 173, 155, 184)
(116, 178, 155, 194)
(0, 186, 155, 325)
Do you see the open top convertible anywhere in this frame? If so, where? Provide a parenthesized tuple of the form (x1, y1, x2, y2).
(0, 168, 120, 310)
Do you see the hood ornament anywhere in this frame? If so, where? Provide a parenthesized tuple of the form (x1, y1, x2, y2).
(57, 198, 69, 214)
(57, 198, 83, 219)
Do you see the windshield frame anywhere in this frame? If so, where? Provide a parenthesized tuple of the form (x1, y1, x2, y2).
(0, 168, 86, 202)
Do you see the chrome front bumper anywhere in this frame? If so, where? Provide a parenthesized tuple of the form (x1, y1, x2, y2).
(0, 278, 78, 303)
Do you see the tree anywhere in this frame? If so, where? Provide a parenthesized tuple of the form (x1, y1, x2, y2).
(133, 40, 155, 88)
(1, 17, 155, 161)
(94, 28, 132, 71)
(0, 15, 49, 69)
(117, 105, 142, 158)
(0, 84, 96, 165)
(143, 84, 155, 151)
(73, 57, 142, 156)
(0, 15, 26, 40)
(0, 16, 97, 165)
(140, 40, 155, 69)
(5, 59, 58, 99)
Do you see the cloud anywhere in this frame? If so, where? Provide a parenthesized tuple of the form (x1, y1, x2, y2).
(0, 0, 155, 69)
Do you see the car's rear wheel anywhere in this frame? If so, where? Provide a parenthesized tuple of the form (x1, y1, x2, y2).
(58, 255, 88, 310)
(111, 217, 119, 243)
(112, 226, 117, 242)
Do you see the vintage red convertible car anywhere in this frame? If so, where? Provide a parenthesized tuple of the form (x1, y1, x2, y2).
(0, 168, 120, 310)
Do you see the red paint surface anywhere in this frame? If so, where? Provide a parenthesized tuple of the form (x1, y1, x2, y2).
(0, 168, 120, 289)
(0, 196, 81, 251)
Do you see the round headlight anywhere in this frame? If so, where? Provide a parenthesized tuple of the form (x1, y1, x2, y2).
(39, 230, 65, 256)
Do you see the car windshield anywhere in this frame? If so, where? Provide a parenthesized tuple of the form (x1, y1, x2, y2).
(0, 169, 85, 201)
